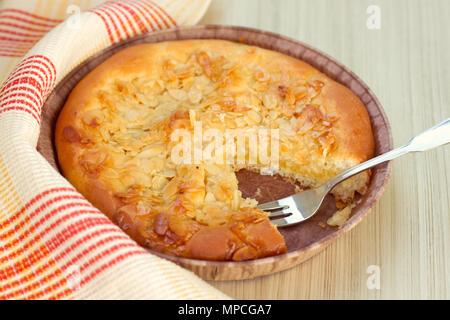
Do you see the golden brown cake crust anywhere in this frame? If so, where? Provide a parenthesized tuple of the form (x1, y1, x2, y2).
(55, 40, 374, 260)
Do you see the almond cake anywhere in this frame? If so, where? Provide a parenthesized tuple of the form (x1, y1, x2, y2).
(55, 40, 375, 261)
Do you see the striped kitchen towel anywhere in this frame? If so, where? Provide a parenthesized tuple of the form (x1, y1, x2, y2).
(0, 0, 229, 300)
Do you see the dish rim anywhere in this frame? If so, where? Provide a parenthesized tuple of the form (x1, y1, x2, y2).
(39, 24, 393, 278)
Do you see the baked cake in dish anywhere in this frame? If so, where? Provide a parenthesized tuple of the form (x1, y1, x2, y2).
(55, 40, 375, 261)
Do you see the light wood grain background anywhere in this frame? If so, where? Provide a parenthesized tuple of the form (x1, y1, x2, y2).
(200, 0, 450, 300)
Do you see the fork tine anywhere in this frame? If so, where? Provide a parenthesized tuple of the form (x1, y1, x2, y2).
(270, 216, 294, 227)
(267, 207, 291, 218)
(266, 205, 292, 219)
(270, 207, 302, 226)
(257, 199, 285, 211)
(258, 180, 331, 226)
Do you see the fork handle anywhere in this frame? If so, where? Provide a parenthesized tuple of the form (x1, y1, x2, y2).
(325, 118, 450, 191)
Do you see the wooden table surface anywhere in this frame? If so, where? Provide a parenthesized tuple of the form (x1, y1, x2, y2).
(200, 0, 450, 300)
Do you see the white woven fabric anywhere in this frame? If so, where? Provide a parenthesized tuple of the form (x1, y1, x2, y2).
(0, 0, 229, 300)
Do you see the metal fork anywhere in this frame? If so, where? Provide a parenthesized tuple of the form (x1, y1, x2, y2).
(258, 118, 450, 227)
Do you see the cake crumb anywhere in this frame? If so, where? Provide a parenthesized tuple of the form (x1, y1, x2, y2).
(318, 221, 327, 228)
(335, 200, 347, 209)
(327, 206, 352, 228)
(350, 198, 362, 209)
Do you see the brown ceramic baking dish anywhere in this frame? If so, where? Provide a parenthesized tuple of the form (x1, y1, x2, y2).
(37, 25, 393, 281)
